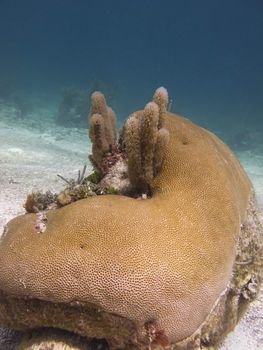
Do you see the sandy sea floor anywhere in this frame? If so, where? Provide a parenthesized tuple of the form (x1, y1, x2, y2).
(0, 104, 262, 349)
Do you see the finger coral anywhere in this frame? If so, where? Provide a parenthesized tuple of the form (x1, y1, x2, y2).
(123, 99, 170, 194)
(88, 92, 117, 175)
(88, 88, 170, 196)
(0, 87, 262, 350)
(153, 86, 169, 128)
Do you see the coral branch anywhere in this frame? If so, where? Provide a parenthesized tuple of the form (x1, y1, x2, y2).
(89, 113, 109, 172)
(88, 92, 118, 175)
(124, 114, 142, 189)
(140, 102, 159, 184)
(123, 88, 170, 194)
(153, 86, 169, 129)
(90, 91, 116, 147)
(154, 127, 170, 175)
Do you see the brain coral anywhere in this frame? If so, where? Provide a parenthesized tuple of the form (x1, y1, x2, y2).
(0, 88, 262, 350)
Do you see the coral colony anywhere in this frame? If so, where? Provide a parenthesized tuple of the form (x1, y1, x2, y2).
(0, 87, 261, 350)
(24, 87, 170, 213)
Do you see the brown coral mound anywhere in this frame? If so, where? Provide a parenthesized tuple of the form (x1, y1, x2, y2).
(0, 90, 262, 350)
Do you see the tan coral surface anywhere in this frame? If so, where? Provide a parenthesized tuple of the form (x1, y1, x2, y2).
(0, 112, 256, 348)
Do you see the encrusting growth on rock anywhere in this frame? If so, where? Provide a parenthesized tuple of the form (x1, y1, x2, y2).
(24, 191, 57, 213)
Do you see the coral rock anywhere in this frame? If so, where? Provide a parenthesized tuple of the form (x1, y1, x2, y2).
(0, 105, 262, 350)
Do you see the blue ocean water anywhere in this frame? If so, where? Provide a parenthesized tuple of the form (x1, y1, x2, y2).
(0, 0, 262, 136)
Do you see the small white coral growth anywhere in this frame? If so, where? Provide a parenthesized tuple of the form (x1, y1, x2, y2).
(35, 212, 47, 233)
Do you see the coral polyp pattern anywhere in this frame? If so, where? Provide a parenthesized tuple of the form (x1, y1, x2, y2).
(0, 88, 262, 350)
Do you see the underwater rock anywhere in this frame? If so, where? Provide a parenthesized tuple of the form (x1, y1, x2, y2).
(13, 328, 106, 350)
(0, 88, 262, 350)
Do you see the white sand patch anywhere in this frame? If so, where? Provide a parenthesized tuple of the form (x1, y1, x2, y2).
(0, 111, 92, 229)
(237, 151, 263, 208)
(219, 289, 263, 350)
